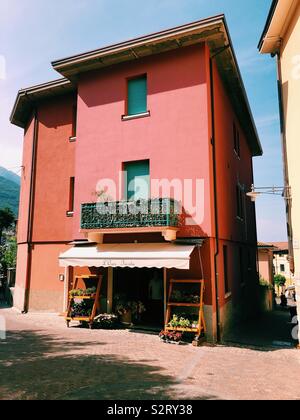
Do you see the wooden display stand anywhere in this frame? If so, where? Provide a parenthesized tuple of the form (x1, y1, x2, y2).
(66, 275, 102, 329)
(165, 279, 206, 337)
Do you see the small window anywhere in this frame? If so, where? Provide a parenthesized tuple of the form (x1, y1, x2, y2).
(223, 245, 230, 294)
(127, 75, 147, 116)
(236, 184, 244, 220)
(70, 103, 77, 141)
(67, 177, 75, 216)
(233, 122, 240, 157)
(280, 264, 285, 273)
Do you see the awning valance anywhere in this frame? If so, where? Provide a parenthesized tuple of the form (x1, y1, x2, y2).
(59, 243, 195, 270)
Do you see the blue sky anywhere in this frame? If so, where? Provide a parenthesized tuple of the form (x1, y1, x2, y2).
(0, 0, 286, 241)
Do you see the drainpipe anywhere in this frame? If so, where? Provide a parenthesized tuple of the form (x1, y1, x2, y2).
(209, 46, 229, 343)
(23, 108, 39, 313)
(275, 52, 294, 271)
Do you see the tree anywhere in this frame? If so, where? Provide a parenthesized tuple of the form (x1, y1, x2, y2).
(0, 208, 15, 243)
(2, 237, 17, 269)
(274, 274, 286, 288)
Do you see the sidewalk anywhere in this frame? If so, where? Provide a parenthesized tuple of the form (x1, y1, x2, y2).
(0, 307, 300, 400)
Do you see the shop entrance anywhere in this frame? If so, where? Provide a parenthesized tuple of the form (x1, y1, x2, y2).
(113, 268, 164, 328)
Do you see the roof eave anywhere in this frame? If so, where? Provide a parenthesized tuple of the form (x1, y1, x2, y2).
(10, 78, 75, 128)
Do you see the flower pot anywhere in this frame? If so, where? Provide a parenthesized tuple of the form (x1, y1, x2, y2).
(121, 310, 132, 324)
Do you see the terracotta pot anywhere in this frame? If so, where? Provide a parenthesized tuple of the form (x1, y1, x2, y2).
(121, 310, 132, 324)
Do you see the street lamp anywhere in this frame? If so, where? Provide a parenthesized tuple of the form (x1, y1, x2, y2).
(246, 185, 291, 202)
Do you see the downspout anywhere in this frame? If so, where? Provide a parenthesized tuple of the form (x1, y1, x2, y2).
(275, 52, 294, 272)
(209, 46, 229, 343)
(23, 108, 39, 313)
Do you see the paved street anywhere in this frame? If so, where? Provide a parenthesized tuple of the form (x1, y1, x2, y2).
(0, 307, 300, 400)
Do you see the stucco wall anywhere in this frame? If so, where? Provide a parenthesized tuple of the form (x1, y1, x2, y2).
(280, 2, 300, 339)
(75, 44, 212, 240)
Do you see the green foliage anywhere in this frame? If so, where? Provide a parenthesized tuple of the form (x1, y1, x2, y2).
(0, 176, 20, 216)
(259, 278, 274, 290)
(0, 237, 17, 270)
(0, 207, 15, 240)
(274, 274, 286, 287)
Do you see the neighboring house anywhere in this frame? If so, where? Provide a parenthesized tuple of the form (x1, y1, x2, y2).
(259, 0, 300, 343)
(258, 242, 275, 285)
(11, 15, 262, 342)
(272, 242, 295, 286)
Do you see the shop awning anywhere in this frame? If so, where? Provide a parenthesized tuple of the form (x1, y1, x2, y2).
(59, 243, 195, 270)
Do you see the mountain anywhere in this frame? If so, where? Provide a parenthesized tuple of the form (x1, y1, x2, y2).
(0, 168, 20, 216)
(0, 166, 21, 186)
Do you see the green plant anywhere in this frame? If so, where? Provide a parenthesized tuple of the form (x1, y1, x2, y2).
(70, 301, 93, 317)
(0, 208, 15, 242)
(274, 274, 286, 287)
(259, 278, 274, 290)
(168, 314, 191, 329)
(1, 237, 17, 269)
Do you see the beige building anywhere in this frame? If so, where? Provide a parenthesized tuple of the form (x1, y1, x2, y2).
(272, 242, 295, 287)
(258, 243, 275, 285)
(259, 0, 300, 344)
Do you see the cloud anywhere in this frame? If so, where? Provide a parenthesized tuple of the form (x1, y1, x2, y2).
(255, 113, 280, 129)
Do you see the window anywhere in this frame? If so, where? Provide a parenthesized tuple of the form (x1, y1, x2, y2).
(233, 122, 240, 157)
(127, 75, 147, 116)
(236, 184, 244, 220)
(280, 264, 285, 273)
(67, 177, 75, 216)
(223, 245, 230, 294)
(124, 160, 150, 201)
(70, 103, 77, 141)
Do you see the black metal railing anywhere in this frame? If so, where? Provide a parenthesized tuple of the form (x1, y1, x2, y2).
(81, 198, 182, 230)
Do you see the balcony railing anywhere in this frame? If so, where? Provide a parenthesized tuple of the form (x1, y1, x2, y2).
(81, 198, 182, 230)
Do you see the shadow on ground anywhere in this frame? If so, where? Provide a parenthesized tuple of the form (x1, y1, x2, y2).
(223, 306, 298, 350)
(0, 329, 217, 400)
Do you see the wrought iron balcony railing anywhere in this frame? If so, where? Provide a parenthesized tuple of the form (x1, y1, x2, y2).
(81, 198, 182, 230)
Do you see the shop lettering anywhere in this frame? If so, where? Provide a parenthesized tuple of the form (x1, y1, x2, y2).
(101, 260, 135, 267)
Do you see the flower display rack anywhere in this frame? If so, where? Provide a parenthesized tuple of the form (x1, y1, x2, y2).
(164, 279, 206, 338)
(65, 274, 103, 329)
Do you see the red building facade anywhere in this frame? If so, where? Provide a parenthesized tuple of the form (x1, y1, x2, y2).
(11, 16, 262, 341)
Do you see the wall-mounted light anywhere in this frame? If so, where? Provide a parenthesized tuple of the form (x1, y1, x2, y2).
(246, 184, 291, 202)
(59, 274, 65, 282)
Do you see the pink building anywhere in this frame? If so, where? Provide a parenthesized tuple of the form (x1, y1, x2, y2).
(11, 16, 262, 342)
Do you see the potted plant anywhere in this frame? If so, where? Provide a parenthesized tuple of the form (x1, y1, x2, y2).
(159, 330, 183, 344)
(129, 301, 146, 323)
(93, 313, 119, 329)
(115, 302, 132, 324)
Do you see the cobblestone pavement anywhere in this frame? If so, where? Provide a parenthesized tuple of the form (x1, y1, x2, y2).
(0, 307, 300, 400)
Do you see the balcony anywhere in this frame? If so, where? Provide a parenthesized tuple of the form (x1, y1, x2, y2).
(81, 198, 182, 242)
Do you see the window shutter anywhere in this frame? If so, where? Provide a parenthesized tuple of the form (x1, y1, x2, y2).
(127, 76, 147, 115)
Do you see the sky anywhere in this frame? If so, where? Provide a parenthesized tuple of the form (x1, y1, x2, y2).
(0, 0, 287, 242)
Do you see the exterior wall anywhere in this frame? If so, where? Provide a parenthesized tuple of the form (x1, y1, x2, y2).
(75, 44, 212, 240)
(32, 95, 76, 242)
(258, 249, 274, 283)
(28, 243, 70, 312)
(17, 116, 35, 244)
(210, 61, 259, 335)
(15, 94, 76, 313)
(280, 2, 300, 339)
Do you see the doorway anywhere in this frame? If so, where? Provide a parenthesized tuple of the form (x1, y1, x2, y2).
(113, 267, 164, 328)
